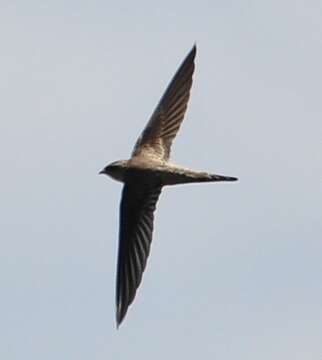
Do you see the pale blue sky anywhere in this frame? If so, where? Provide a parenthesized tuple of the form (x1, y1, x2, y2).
(1, 1, 321, 359)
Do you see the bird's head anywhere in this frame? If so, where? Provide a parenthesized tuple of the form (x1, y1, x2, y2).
(99, 160, 127, 182)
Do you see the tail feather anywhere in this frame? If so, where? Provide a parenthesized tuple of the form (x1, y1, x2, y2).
(184, 173, 238, 183)
(209, 174, 238, 182)
(163, 166, 238, 185)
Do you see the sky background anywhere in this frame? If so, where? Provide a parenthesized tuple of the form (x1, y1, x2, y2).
(1, 1, 322, 359)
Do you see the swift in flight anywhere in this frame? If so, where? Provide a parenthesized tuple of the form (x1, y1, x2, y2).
(100, 45, 238, 327)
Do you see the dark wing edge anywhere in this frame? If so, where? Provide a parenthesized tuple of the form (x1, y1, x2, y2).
(116, 182, 162, 327)
(132, 45, 196, 160)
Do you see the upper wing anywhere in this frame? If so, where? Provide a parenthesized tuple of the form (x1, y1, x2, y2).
(132, 45, 196, 161)
(116, 180, 162, 327)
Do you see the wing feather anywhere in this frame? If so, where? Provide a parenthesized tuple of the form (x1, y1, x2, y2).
(116, 181, 162, 326)
(132, 45, 196, 160)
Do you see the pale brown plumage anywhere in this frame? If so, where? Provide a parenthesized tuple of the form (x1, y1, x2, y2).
(100, 45, 238, 327)
(132, 46, 195, 161)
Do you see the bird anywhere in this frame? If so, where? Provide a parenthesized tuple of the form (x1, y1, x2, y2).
(100, 45, 238, 327)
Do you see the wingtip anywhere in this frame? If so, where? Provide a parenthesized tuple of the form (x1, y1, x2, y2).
(180, 44, 196, 68)
(116, 308, 122, 329)
(190, 43, 197, 58)
(116, 314, 122, 330)
(116, 302, 127, 329)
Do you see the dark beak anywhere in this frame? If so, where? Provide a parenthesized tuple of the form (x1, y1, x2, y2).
(99, 169, 105, 175)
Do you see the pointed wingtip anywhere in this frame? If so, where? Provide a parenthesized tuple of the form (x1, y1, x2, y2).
(180, 44, 196, 69)
(116, 314, 122, 330)
(116, 309, 121, 329)
(190, 43, 197, 58)
(182, 44, 196, 64)
(116, 302, 127, 329)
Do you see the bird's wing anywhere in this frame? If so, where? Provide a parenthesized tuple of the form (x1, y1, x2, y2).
(132, 45, 196, 161)
(116, 179, 162, 326)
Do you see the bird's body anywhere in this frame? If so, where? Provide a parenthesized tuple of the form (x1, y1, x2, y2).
(100, 45, 238, 326)
(107, 158, 237, 185)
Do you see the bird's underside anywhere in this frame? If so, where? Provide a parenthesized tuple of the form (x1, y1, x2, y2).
(120, 160, 238, 186)
(100, 45, 238, 327)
